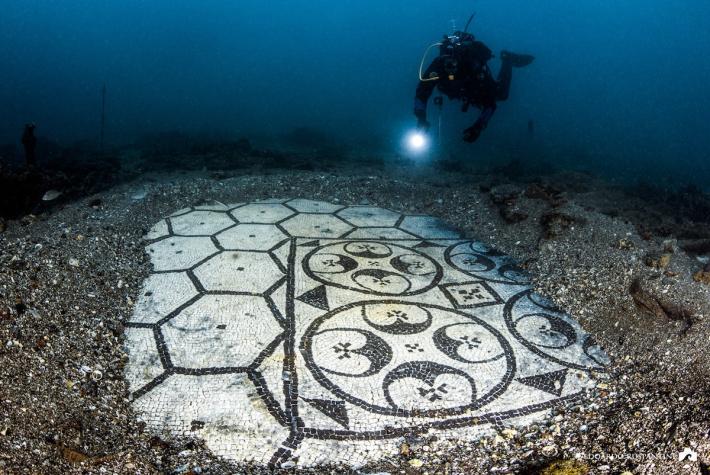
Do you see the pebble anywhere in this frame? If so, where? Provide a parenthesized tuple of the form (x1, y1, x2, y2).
(408, 459, 423, 468)
(399, 442, 410, 457)
(541, 445, 557, 457)
(42, 190, 62, 201)
(131, 188, 148, 200)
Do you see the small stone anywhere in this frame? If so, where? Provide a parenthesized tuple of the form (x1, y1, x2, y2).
(42, 189, 62, 201)
(400, 442, 410, 457)
(68, 258, 80, 267)
(693, 270, 710, 285)
(541, 445, 558, 457)
(618, 238, 634, 250)
(662, 240, 676, 253)
(35, 338, 46, 350)
(659, 254, 672, 268)
(645, 252, 671, 269)
(408, 459, 424, 468)
(172, 464, 189, 474)
(131, 188, 148, 200)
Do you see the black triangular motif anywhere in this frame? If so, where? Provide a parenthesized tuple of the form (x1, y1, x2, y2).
(299, 240, 320, 247)
(296, 285, 329, 311)
(517, 369, 568, 397)
(414, 241, 445, 248)
(304, 398, 349, 429)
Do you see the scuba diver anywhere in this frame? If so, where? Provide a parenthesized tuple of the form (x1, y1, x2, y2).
(414, 19, 534, 143)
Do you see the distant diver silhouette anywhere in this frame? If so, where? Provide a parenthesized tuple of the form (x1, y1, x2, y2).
(414, 15, 534, 143)
(21, 123, 37, 168)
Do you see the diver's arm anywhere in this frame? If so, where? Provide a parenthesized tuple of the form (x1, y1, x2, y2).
(463, 103, 497, 143)
(476, 104, 496, 129)
(414, 58, 441, 128)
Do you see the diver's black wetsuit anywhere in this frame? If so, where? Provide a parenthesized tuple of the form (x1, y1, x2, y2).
(414, 39, 527, 143)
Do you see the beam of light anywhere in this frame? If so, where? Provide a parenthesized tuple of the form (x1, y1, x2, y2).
(405, 130, 429, 153)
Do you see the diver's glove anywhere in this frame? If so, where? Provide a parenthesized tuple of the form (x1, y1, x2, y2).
(417, 118, 431, 132)
(415, 109, 430, 131)
(463, 123, 485, 143)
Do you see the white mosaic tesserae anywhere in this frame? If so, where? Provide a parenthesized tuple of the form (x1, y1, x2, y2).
(125, 199, 609, 468)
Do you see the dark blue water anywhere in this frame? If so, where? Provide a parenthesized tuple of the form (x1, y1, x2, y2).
(1, 1, 709, 185)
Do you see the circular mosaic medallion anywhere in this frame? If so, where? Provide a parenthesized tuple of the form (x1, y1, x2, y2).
(124, 199, 607, 469)
(303, 242, 442, 295)
(301, 301, 513, 417)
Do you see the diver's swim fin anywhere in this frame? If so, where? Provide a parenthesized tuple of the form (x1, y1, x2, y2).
(500, 50, 535, 68)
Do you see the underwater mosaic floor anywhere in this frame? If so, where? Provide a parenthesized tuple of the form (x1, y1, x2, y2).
(124, 199, 608, 468)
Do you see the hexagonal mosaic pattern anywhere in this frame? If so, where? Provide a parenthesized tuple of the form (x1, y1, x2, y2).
(126, 199, 609, 469)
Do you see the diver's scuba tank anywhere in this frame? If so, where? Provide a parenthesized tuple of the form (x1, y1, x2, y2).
(439, 31, 477, 80)
(418, 13, 480, 82)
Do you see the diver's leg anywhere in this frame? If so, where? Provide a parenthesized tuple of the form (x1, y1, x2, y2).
(496, 51, 535, 101)
(496, 59, 513, 101)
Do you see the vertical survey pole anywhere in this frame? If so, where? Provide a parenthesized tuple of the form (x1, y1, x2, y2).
(434, 96, 444, 153)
